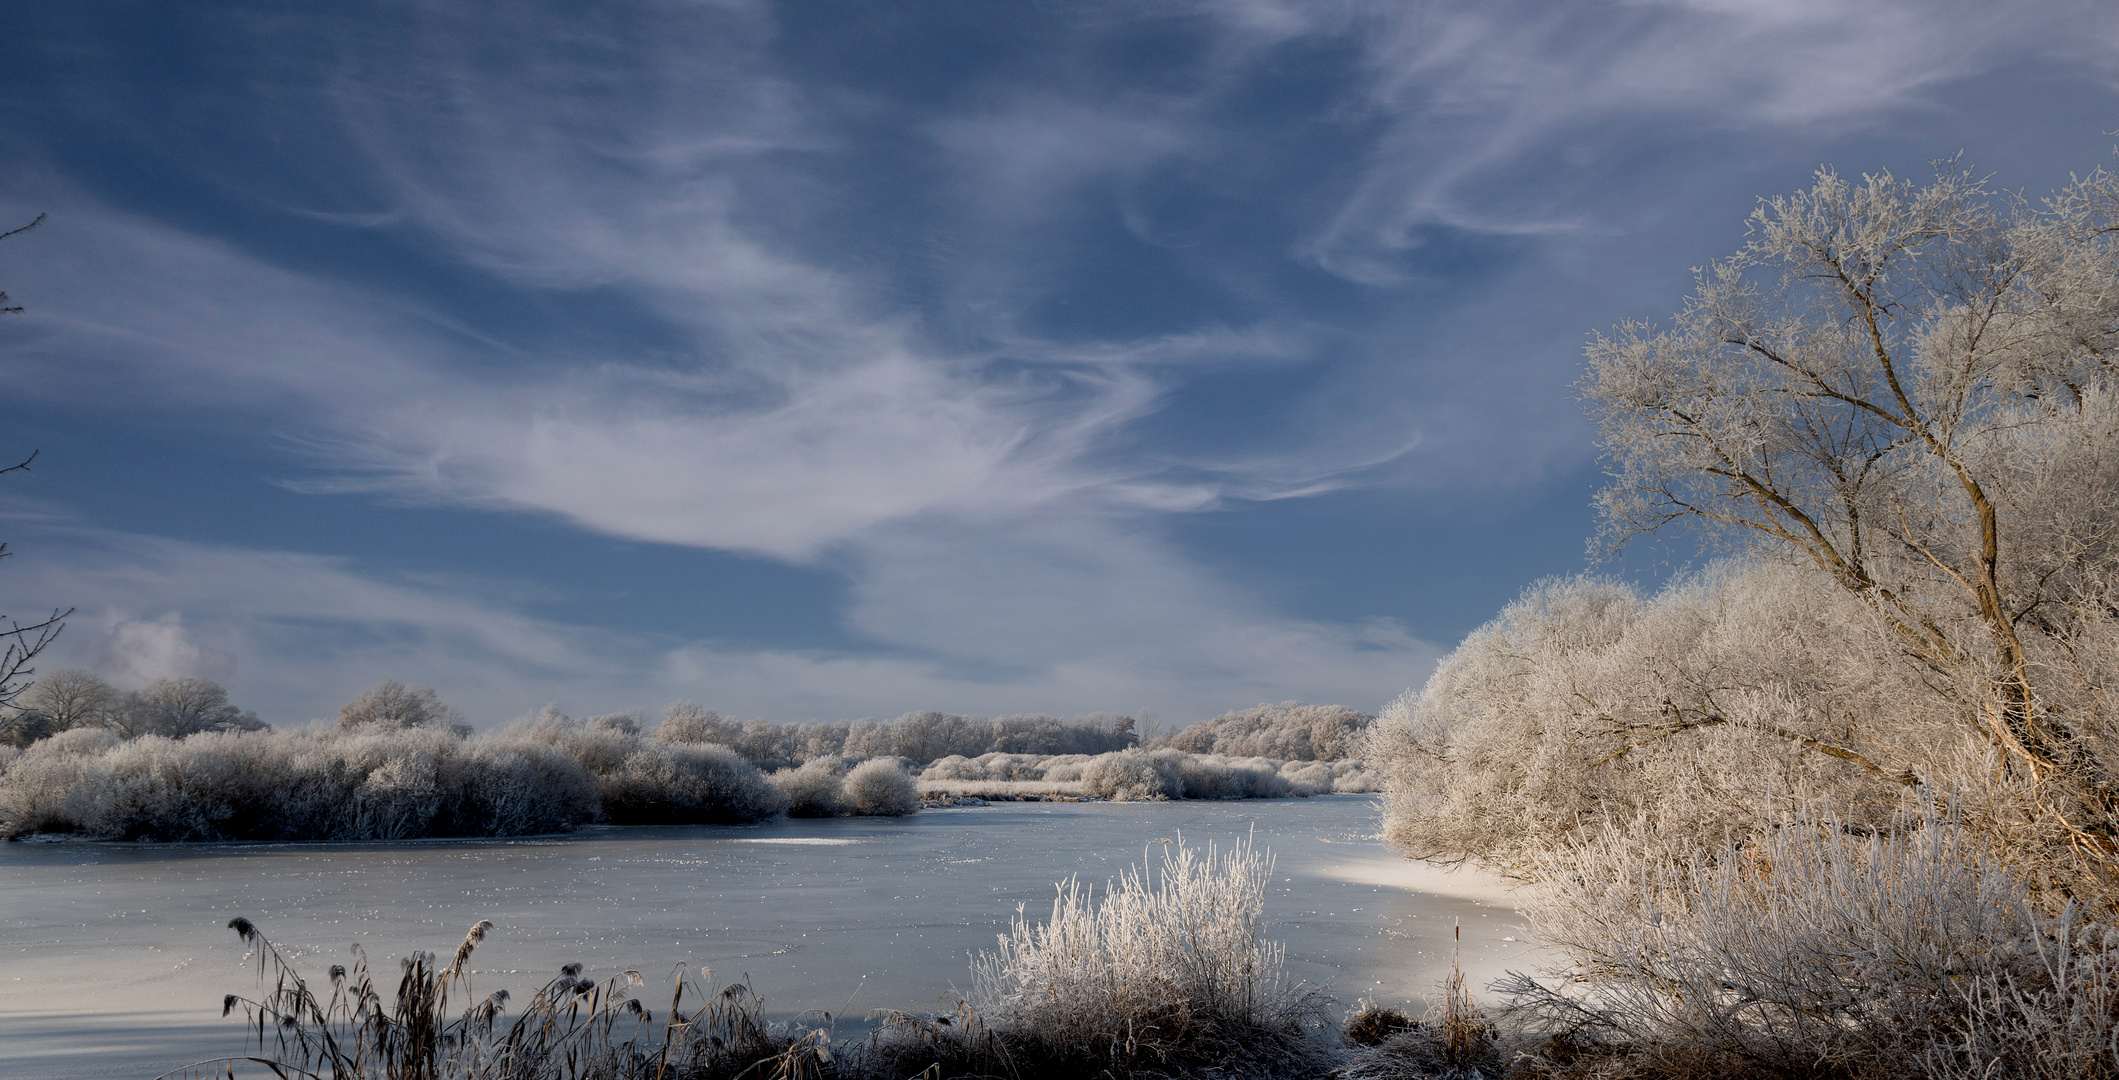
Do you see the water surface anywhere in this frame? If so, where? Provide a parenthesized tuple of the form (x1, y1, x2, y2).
(0, 796, 1542, 1079)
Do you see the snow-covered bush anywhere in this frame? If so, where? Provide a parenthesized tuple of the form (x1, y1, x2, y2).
(0, 725, 600, 841)
(1279, 760, 1332, 793)
(599, 742, 786, 825)
(843, 758, 918, 816)
(1037, 754, 1093, 783)
(977, 752, 1050, 780)
(770, 756, 848, 817)
(920, 754, 991, 782)
(1367, 563, 1908, 879)
(1080, 749, 1177, 801)
(1168, 753, 1299, 799)
(974, 834, 1329, 1074)
(1510, 805, 2119, 1080)
(0, 706, 793, 840)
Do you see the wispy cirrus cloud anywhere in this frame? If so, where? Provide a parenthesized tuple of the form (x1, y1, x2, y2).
(2, 0, 2114, 724)
(1280, 0, 2119, 283)
(3, 513, 1438, 724)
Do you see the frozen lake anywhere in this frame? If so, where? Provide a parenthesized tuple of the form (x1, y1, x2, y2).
(0, 796, 1543, 1079)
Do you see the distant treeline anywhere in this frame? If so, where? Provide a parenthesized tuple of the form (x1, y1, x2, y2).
(919, 748, 1381, 798)
(0, 670, 267, 745)
(2, 670, 1375, 766)
(0, 687, 915, 842)
(0, 673, 1374, 842)
(656, 705, 1140, 770)
(1163, 702, 1371, 760)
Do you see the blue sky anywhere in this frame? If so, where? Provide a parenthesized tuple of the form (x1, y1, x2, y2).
(3, 0, 2117, 727)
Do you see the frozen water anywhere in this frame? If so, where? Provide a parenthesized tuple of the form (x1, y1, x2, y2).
(0, 795, 1541, 1079)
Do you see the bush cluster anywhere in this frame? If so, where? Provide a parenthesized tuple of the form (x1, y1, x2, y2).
(650, 705, 1139, 771)
(0, 724, 597, 841)
(921, 747, 1379, 798)
(1165, 701, 1373, 760)
(0, 698, 788, 841)
(763, 755, 920, 817)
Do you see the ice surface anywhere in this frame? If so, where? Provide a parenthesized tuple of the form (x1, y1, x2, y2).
(0, 796, 1543, 1079)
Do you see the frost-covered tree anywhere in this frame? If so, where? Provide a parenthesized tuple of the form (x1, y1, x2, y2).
(1582, 160, 2119, 841)
(2, 669, 114, 747)
(336, 679, 463, 732)
(105, 677, 266, 738)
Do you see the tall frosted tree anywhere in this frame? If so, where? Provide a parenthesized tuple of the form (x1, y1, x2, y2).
(1582, 161, 2119, 840)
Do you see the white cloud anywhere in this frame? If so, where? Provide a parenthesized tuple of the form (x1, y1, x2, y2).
(6, 522, 1438, 724)
(1275, 0, 2119, 282)
(98, 615, 237, 689)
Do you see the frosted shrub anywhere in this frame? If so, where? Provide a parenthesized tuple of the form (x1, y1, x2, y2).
(651, 701, 745, 746)
(844, 758, 918, 815)
(648, 705, 1133, 770)
(1039, 754, 1092, 782)
(920, 754, 990, 781)
(1329, 760, 1383, 793)
(1169, 702, 1373, 760)
(1280, 761, 1333, 793)
(1369, 565, 1909, 878)
(845, 710, 1136, 761)
(973, 834, 1329, 1074)
(1508, 805, 2119, 1079)
(35, 725, 121, 756)
(449, 737, 598, 836)
(1081, 749, 1176, 800)
(501, 708, 793, 828)
(770, 756, 848, 817)
(1172, 753, 1299, 800)
(598, 742, 786, 825)
(505, 707, 638, 776)
(922, 752, 1052, 782)
(978, 751, 1049, 779)
(0, 726, 603, 841)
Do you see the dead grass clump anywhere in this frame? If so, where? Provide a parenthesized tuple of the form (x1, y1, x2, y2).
(1342, 1003, 1416, 1047)
(175, 917, 836, 1080)
(972, 833, 1332, 1077)
(1338, 928, 1502, 1080)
